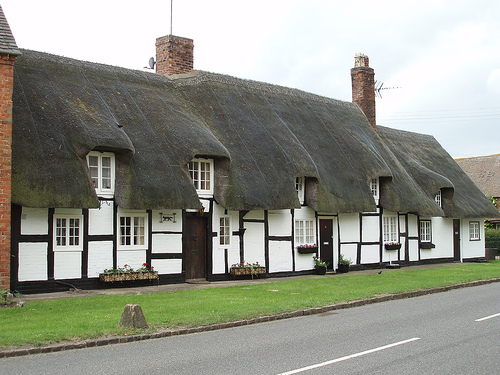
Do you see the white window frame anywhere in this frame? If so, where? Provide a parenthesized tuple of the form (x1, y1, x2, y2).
(219, 216, 231, 246)
(469, 221, 480, 241)
(87, 151, 115, 196)
(189, 158, 214, 197)
(383, 216, 397, 243)
(117, 212, 148, 250)
(371, 178, 379, 200)
(295, 219, 315, 245)
(53, 214, 83, 251)
(296, 177, 305, 204)
(435, 190, 442, 207)
(420, 220, 432, 243)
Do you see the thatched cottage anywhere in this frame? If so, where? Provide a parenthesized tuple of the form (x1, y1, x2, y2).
(0, 6, 497, 293)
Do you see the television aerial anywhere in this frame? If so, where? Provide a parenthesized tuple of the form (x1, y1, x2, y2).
(375, 80, 401, 99)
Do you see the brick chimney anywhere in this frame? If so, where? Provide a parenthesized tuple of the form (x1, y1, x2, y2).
(155, 35, 193, 75)
(0, 5, 21, 291)
(351, 53, 376, 130)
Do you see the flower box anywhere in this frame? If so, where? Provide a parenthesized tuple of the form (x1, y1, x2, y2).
(297, 246, 318, 254)
(99, 271, 158, 283)
(230, 267, 266, 276)
(384, 244, 401, 250)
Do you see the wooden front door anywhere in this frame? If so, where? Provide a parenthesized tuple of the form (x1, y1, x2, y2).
(185, 216, 207, 280)
(320, 219, 334, 269)
(453, 219, 461, 261)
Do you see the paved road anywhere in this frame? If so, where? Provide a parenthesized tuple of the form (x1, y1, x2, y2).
(1, 283, 499, 374)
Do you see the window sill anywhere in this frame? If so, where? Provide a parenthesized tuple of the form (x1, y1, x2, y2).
(420, 242, 435, 249)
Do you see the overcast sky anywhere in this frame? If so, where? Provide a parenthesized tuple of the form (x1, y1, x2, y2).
(3, 0, 499, 158)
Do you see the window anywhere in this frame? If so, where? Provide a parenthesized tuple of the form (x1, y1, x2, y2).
(383, 216, 397, 242)
(220, 216, 231, 246)
(118, 214, 147, 249)
(469, 221, 480, 241)
(370, 178, 379, 200)
(87, 151, 115, 196)
(189, 158, 214, 196)
(54, 215, 82, 251)
(435, 190, 442, 207)
(295, 219, 314, 245)
(420, 220, 431, 242)
(296, 177, 305, 204)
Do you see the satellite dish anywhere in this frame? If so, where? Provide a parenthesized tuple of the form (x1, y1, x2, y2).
(148, 57, 156, 69)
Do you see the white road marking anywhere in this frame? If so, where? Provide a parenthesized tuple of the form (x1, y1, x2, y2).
(277, 337, 421, 375)
(475, 312, 500, 322)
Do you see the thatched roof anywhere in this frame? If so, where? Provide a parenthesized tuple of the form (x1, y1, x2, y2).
(12, 50, 498, 218)
(455, 154, 500, 198)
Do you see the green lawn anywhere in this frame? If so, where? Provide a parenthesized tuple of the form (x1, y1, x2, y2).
(1, 262, 499, 348)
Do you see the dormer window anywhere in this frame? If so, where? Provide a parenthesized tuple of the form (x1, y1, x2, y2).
(296, 177, 305, 204)
(189, 158, 214, 197)
(435, 190, 442, 207)
(370, 178, 379, 200)
(87, 151, 115, 196)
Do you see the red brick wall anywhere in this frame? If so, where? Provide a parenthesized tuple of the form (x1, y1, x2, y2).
(156, 35, 194, 75)
(0, 54, 15, 290)
(351, 64, 376, 130)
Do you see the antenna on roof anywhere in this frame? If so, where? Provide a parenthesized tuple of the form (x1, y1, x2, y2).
(375, 80, 401, 99)
(170, 0, 173, 35)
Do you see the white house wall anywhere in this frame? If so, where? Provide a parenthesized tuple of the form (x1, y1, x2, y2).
(462, 218, 486, 259)
(361, 215, 379, 243)
(20, 207, 48, 235)
(269, 241, 293, 273)
(54, 251, 81, 279)
(243, 220, 265, 265)
(212, 204, 239, 274)
(18, 242, 47, 281)
(87, 241, 113, 277)
(89, 203, 113, 235)
(268, 210, 292, 236)
(408, 214, 419, 261)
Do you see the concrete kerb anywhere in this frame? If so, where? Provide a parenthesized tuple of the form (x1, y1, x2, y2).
(1, 275, 500, 358)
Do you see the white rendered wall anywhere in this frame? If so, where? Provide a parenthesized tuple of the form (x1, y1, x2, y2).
(421, 217, 453, 260)
(269, 241, 293, 273)
(152, 259, 182, 274)
(462, 218, 486, 259)
(408, 214, 419, 261)
(54, 251, 81, 279)
(89, 203, 113, 235)
(88, 241, 113, 277)
(294, 207, 316, 271)
(269, 209, 292, 236)
(20, 207, 48, 235)
(116, 250, 146, 270)
(361, 216, 379, 243)
(339, 213, 360, 243)
(244, 221, 265, 265)
(360, 244, 379, 264)
(152, 233, 182, 254)
(18, 243, 47, 281)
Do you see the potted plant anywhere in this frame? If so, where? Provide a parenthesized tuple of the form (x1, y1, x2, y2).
(384, 241, 401, 250)
(313, 256, 329, 275)
(337, 254, 351, 273)
(297, 243, 318, 254)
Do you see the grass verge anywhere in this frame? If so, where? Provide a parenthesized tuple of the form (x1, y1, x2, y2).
(1, 262, 500, 348)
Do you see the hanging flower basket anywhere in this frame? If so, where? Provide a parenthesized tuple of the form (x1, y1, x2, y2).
(384, 242, 401, 250)
(297, 244, 318, 254)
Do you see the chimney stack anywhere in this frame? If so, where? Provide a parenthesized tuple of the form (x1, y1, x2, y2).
(351, 53, 376, 130)
(155, 35, 194, 75)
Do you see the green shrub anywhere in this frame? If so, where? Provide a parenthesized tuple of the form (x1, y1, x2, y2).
(486, 229, 500, 249)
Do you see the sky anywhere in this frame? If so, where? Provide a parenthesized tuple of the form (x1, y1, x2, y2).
(2, 0, 499, 158)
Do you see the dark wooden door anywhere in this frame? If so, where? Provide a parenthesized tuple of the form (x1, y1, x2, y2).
(320, 219, 334, 269)
(453, 219, 461, 261)
(185, 216, 207, 280)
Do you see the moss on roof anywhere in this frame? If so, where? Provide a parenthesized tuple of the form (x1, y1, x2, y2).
(11, 50, 497, 218)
